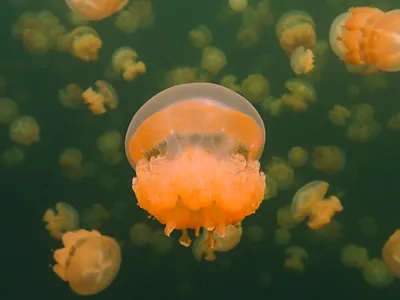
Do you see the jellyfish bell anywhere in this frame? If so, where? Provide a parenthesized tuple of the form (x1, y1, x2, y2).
(65, 0, 128, 21)
(125, 83, 266, 247)
(52, 229, 121, 296)
(382, 229, 400, 278)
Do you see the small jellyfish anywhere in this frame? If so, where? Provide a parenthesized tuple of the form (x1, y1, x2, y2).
(287, 146, 308, 167)
(329, 8, 400, 72)
(240, 74, 270, 104)
(291, 180, 343, 230)
(52, 229, 121, 295)
(274, 228, 291, 246)
(362, 258, 394, 288)
(111, 47, 146, 81)
(201, 46, 227, 75)
(276, 11, 316, 55)
(280, 78, 316, 112)
(284, 246, 308, 272)
(0, 97, 19, 124)
(382, 230, 400, 278)
(192, 222, 242, 261)
(82, 80, 117, 115)
(9, 115, 40, 146)
(125, 83, 266, 247)
(311, 146, 345, 174)
(129, 222, 152, 246)
(188, 25, 212, 48)
(65, 0, 128, 21)
(68, 26, 102, 62)
(341, 244, 369, 269)
(290, 46, 314, 75)
(43, 202, 79, 239)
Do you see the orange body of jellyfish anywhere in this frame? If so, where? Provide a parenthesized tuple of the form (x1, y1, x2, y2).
(382, 230, 400, 278)
(330, 7, 400, 72)
(125, 83, 266, 247)
(291, 180, 343, 230)
(52, 229, 121, 296)
(65, 0, 128, 21)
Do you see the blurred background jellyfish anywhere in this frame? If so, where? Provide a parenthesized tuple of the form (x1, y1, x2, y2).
(329, 7, 400, 72)
(43, 202, 79, 239)
(192, 222, 242, 262)
(125, 83, 266, 247)
(291, 180, 343, 230)
(52, 229, 121, 295)
(65, 0, 128, 21)
(284, 246, 308, 273)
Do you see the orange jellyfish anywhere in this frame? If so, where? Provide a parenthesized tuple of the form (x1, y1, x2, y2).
(291, 180, 343, 230)
(330, 7, 400, 72)
(82, 80, 118, 115)
(43, 202, 79, 239)
(65, 0, 128, 21)
(52, 229, 121, 295)
(382, 229, 400, 278)
(125, 82, 266, 247)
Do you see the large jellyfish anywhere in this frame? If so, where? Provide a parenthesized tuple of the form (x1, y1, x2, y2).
(125, 83, 266, 247)
(52, 229, 121, 295)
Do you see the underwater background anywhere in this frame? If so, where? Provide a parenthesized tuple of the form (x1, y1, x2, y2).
(2, 0, 400, 299)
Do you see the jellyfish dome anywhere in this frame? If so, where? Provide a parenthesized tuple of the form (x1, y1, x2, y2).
(125, 83, 266, 246)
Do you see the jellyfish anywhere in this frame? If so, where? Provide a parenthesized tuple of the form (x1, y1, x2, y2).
(111, 47, 146, 81)
(192, 222, 242, 261)
(311, 146, 345, 174)
(290, 46, 314, 75)
(291, 180, 343, 230)
(68, 26, 102, 62)
(284, 246, 308, 272)
(43, 202, 79, 239)
(129, 222, 153, 246)
(201, 46, 227, 76)
(125, 83, 266, 247)
(59, 147, 85, 181)
(188, 25, 212, 48)
(274, 228, 291, 246)
(65, 0, 128, 21)
(52, 229, 121, 295)
(382, 230, 400, 278)
(276, 11, 316, 56)
(280, 78, 316, 112)
(82, 80, 118, 115)
(362, 258, 394, 288)
(328, 105, 350, 127)
(329, 8, 400, 72)
(287, 146, 308, 167)
(341, 244, 369, 269)
(240, 74, 270, 104)
(0, 98, 19, 124)
(9, 115, 40, 146)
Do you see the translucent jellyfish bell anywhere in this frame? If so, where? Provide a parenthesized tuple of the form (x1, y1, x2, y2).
(125, 82, 266, 247)
(125, 82, 265, 168)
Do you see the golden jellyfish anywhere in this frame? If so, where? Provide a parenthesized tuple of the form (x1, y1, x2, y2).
(188, 25, 212, 48)
(311, 146, 345, 174)
(43, 202, 79, 239)
(59, 147, 85, 181)
(129, 222, 152, 246)
(125, 83, 266, 247)
(201, 46, 227, 76)
(52, 229, 121, 295)
(0, 97, 19, 124)
(287, 146, 308, 167)
(329, 8, 400, 72)
(1, 146, 25, 167)
(82, 204, 110, 229)
(65, 0, 128, 21)
(277, 205, 298, 230)
(150, 229, 174, 255)
(274, 228, 291, 246)
(276, 11, 316, 55)
(9, 115, 40, 146)
(82, 80, 118, 115)
(97, 130, 123, 164)
(382, 230, 400, 278)
(58, 84, 84, 109)
(284, 246, 308, 272)
(362, 258, 394, 288)
(111, 47, 146, 81)
(290, 46, 314, 75)
(387, 113, 400, 131)
(341, 244, 369, 269)
(329, 105, 350, 127)
(228, 0, 248, 12)
(291, 180, 343, 230)
(240, 74, 270, 104)
(220, 74, 240, 92)
(68, 26, 102, 62)
(265, 157, 294, 191)
(193, 222, 242, 261)
(261, 96, 283, 116)
(281, 78, 316, 112)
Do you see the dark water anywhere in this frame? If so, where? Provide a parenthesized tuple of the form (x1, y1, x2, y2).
(2, 0, 400, 299)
